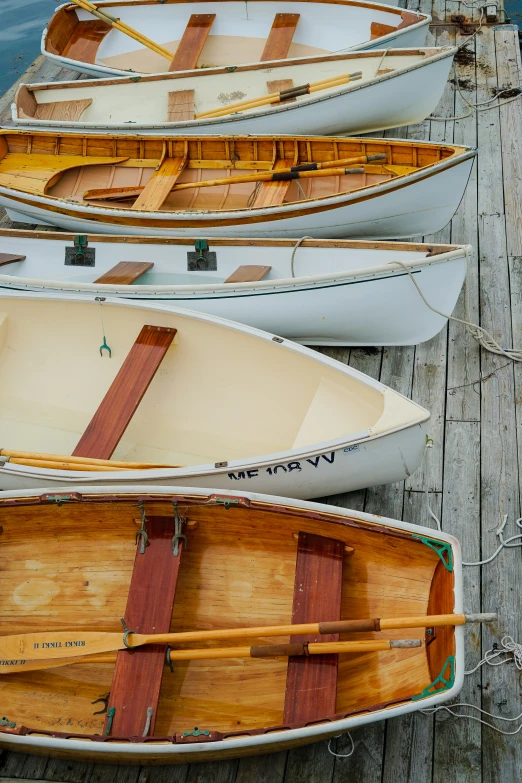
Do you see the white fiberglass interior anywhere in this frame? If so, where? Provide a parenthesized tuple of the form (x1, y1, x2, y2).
(0, 296, 388, 466)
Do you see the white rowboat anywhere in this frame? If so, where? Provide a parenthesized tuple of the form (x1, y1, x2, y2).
(11, 48, 456, 137)
(0, 293, 429, 495)
(0, 131, 477, 240)
(0, 230, 471, 346)
(42, 0, 430, 79)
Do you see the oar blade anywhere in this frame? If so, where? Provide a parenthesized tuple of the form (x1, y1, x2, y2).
(0, 631, 123, 662)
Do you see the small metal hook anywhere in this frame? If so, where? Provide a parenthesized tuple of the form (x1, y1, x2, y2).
(99, 336, 112, 358)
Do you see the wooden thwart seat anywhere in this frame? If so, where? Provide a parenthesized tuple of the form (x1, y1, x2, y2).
(73, 324, 176, 460)
(94, 261, 154, 285)
(261, 13, 300, 62)
(167, 90, 195, 122)
(284, 531, 345, 724)
(0, 253, 25, 266)
(133, 156, 186, 211)
(169, 14, 216, 71)
(250, 159, 295, 209)
(62, 20, 111, 64)
(224, 265, 271, 283)
(34, 99, 92, 122)
(105, 515, 184, 737)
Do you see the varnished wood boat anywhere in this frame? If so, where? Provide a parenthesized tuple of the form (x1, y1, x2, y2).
(0, 485, 464, 763)
(42, 0, 429, 79)
(0, 292, 429, 495)
(11, 47, 456, 136)
(0, 229, 471, 346)
(0, 131, 476, 239)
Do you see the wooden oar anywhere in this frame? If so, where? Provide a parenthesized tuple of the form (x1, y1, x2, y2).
(0, 613, 495, 666)
(0, 448, 179, 471)
(68, 0, 173, 61)
(82, 155, 387, 202)
(196, 71, 364, 120)
(0, 639, 420, 674)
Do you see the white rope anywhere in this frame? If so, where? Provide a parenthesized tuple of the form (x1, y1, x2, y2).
(327, 732, 354, 758)
(421, 441, 522, 565)
(387, 256, 522, 362)
(421, 703, 522, 735)
(465, 636, 522, 675)
(462, 515, 522, 566)
(290, 236, 313, 278)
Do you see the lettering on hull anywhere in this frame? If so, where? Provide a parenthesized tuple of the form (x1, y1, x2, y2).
(227, 451, 339, 481)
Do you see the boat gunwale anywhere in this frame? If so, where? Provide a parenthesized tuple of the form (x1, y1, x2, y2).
(0, 138, 476, 226)
(0, 246, 471, 297)
(11, 46, 457, 132)
(0, 484, 464, 758)
(41, 0, 431, 79)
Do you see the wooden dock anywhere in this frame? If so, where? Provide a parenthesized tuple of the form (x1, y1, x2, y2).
(0, 0, 521, 780)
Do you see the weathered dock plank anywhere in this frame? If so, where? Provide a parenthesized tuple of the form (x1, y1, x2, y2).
(0, 4, 521, 783)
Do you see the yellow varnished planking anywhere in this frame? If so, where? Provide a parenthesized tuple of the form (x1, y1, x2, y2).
(0, 497, 451, 742)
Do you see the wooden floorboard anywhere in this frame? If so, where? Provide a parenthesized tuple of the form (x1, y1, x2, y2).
(0, 2, 520, 780)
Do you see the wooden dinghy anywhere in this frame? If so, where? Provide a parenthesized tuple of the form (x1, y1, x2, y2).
(42, 0, 429, 79)
(0, 292, 429, 495)
(12, 47, 456, 137)
(0, 484, 475, 763)
(0, 131, 477, 239)
(0, 229, 471, 346)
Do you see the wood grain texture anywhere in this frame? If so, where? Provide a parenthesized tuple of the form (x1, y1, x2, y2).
(35, 99, 92, 122)
(283, 532, 344, 724)
(133, 157, 187, 211)
(250, 159, 295, 209)
(106, 515, 183, 737)
(168, 14, 215, 72)
(224, 265, 271, 283)
(93, 260, 154, 285)
(260, 14, 300, 62)
(167, 90, 195, 122)
(45, 8, 79, 56)
(446, 29, 480, 424)
(62, 21, 111, 65)
(73, 324, 176, 459)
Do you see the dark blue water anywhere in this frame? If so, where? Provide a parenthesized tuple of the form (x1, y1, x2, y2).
(0, 0, 521, 96)
(0, 0, 57, 94)
(505, 0, 522, 27)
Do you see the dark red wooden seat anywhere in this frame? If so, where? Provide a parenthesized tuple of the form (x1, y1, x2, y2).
(73, 324, 176, 459)
(104, 515, 184, 737)
(284, 531, 345, 724)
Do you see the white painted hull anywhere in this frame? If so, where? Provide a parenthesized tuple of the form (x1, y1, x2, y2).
(0, 147, 476, 240)
(0, 231, 470, 345)
(42, 1, 429, 79)
(0, 420, 428, 497)
(12, 48, 455, 137)
(0, 292, 430, 497)
(0, 484, 464, 762)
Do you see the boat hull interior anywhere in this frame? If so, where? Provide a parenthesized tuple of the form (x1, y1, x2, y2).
(0, 490, 457, 760)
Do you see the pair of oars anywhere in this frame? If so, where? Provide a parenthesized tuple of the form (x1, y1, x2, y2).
(196, 71, 364, 120)
(82, 154, 388, 203)
(0, 613, 495, 675)
(0, 448, 175, 472)
(67, 0, 173, 62)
